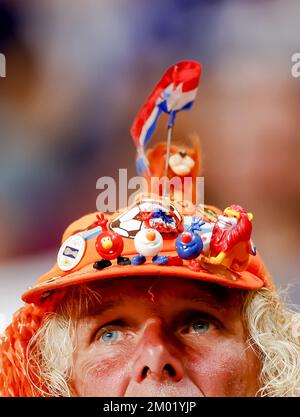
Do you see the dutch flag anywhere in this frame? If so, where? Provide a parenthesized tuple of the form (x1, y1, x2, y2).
(130, 61, 202, 175)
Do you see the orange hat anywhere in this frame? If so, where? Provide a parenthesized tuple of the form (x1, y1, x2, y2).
(0, 193, 272, 397)
(22, 194, 271, 304)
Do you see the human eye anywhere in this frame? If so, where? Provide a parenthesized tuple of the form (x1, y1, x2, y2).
(93, 320, 133, 345)
(179, 312, 220, 336)
(96, 328, 122, 344)
(190, 319, 211, 334)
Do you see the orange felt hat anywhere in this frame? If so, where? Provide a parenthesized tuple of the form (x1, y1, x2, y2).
(21, 194, 272, 304)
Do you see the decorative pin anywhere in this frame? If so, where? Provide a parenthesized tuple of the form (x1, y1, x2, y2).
(57, 218, 103, 272)
(94, 213, 131, 270)
(57, 234, 86, 271)
(201, 205, 255, 272)
(131, 211, 169, 265)
(175, 216, 204, 271)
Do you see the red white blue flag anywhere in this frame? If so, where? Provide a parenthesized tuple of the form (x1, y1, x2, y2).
(130, 61, 202, 174)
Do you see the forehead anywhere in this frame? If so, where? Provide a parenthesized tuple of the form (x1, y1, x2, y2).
(71, 277, 244, 318)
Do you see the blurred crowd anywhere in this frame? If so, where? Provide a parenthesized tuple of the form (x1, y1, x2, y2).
(0, 0, 300, 326)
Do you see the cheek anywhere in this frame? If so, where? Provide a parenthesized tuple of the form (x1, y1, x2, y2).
(185, 339, 260, 397)
(72, 344, 135, 397)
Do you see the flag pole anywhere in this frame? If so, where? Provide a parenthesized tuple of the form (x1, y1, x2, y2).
(165, 125, 172, 175)
(165, 111, 176, 176)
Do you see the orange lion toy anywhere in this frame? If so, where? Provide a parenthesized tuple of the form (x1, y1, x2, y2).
(145, 134, 201, 204)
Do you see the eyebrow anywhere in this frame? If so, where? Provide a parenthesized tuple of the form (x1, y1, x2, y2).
(167, 284, 230, 307)
(79, 280, 233, 318)
(83, 294, 227, 320)
(83, 297, 124, 318)
(188, 297, 223, 310)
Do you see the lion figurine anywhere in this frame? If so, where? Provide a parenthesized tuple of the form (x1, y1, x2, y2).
(145, 134, 201, 204)
(203, 205, 255, 272)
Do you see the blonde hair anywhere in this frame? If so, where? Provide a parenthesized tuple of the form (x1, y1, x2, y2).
(27, 285, 102, 397)
(243, 287, 300, 396)
(27, 284, 300, 397)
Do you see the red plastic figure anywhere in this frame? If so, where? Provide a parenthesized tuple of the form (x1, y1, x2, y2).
(94, 213, 131, 269)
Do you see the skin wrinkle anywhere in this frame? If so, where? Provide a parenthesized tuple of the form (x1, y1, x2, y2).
(76, 277, 161, 319)
(73, 341, 132, 397)
(77, 280, 240, 329)
(72, 310, 136, 397)
(68, 277, 260, 396)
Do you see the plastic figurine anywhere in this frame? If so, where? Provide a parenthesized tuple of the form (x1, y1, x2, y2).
(144, 138, 201, 204)
(202, 205, 255, 272)
(175, 216, 204, 271)
(131, 211, 169, 265)
(93, 213, 130, 270)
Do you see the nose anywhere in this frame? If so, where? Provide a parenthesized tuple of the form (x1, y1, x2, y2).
(132, 318, 184, 383)
(146, 231, 156, 241)
(181, 232, 192, 243)
(178, 150, 187, 158)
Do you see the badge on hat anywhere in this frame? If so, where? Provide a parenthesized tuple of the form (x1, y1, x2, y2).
(57, 224, 103, 271)
(57, 234, 86, 271)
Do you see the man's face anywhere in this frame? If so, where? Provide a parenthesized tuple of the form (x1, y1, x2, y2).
(71, 277, 260, 397)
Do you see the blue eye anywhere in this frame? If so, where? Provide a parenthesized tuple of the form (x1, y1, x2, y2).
(100, 329, 121, 343)
(192, 320, 210, 334)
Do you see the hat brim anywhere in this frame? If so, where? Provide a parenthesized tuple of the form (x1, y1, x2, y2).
(22, 252, 265, 304)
